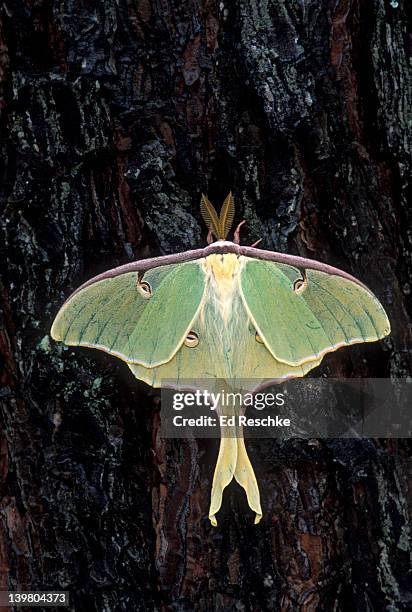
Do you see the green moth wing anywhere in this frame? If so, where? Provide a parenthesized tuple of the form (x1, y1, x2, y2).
(240, 258, 390, 367)
(51, 262, 206, 367)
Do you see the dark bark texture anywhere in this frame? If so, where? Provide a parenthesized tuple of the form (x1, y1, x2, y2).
(1, 0, 411, 610)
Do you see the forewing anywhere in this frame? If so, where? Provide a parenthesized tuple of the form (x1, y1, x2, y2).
(240, 258, 390, 366)
(51, 262, 206, 367)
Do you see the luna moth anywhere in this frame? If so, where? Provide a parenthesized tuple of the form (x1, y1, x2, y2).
(51, 193, 390, 526)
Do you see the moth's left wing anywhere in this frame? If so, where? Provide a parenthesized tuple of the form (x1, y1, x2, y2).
(240, 258, 390, 367)
(51, 261, 206, 367)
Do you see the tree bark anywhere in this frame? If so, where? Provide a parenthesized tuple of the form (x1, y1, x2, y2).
(1, 1, 411, 610)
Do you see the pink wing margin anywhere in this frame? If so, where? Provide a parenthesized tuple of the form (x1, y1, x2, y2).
(63, 240, 370, 305)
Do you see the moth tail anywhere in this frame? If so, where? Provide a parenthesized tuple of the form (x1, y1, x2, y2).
(209, 435, 237, 526)
(209, 426, 262, 526)
(234, 435, 262, 525)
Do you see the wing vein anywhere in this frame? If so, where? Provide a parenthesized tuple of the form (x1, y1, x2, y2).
(310, 277, 366, 341)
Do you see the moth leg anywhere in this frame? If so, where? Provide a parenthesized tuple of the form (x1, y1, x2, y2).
(233, 220, 246, 245)
(234, 431, 262, 524)
(250, 238, 263, 248)
(209, 434, 238, 526)
(207, 229, 214, 245)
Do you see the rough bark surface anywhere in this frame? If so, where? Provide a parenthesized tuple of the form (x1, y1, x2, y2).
(0, 1, 411, 611)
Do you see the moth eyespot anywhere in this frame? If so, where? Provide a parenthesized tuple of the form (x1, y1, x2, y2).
(255, 332, 264, 344)
(137, 280, 152, 298)
(293, 276, 307, 294)
(184, 331, 199, 348)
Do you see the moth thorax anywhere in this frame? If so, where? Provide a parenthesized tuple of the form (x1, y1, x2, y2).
(203, 254, 242, 324)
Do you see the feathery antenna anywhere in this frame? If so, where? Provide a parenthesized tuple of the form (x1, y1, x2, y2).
(200, 194, 221, 239)
(218, 192, 235, 240)
(200, 192, 235, 240)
